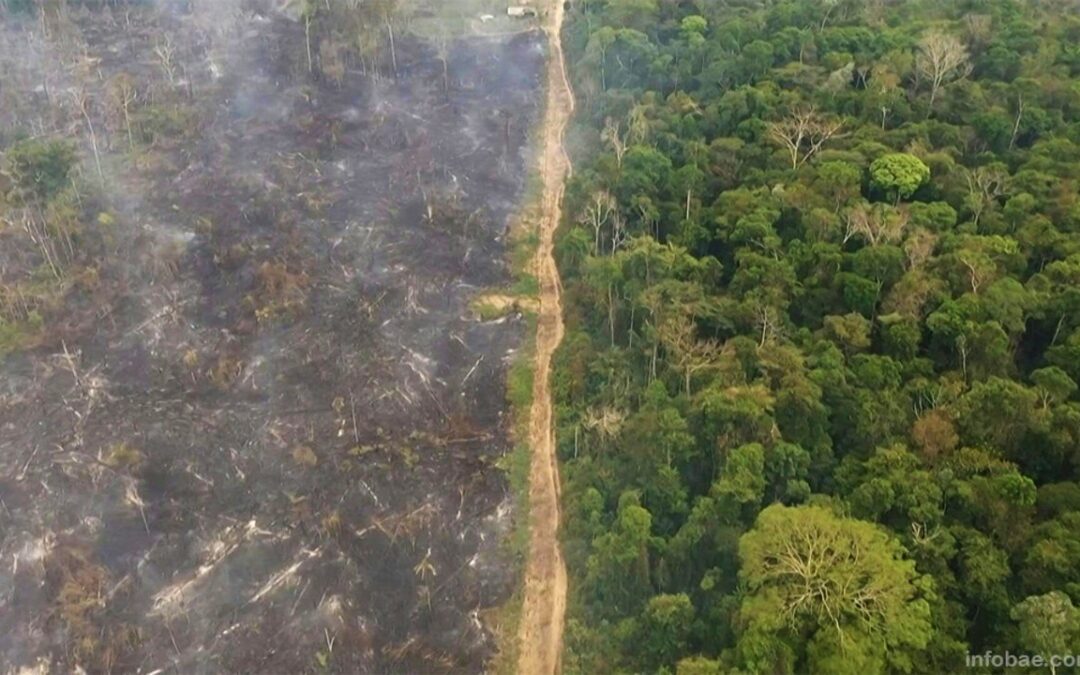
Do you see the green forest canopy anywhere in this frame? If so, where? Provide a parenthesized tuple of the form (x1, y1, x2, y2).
(554, 0, 1080, 672)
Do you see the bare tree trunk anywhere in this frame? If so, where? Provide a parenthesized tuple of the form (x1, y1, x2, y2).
(503, 112, 511, 155)
(1009, 94, 1024, 150)
(1050, 314, 1065, 347)
(650, 341, 658, 382)
(23, 211, 63, 280)
(74, 93, 105, 183)
(958, 337, 969, 380)
(385, 14, 398, 79)
(607, 283, 615, 347)
(819, 3, 835, 31)
(123, 106, 134, 151)
(87, 121, 104, 182)
(305, 14, 314, 74)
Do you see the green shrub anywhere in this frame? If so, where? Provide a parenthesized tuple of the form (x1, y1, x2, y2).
(5, 139, 77, 202)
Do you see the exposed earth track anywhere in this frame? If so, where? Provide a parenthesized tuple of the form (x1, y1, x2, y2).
(516, 0, 574, 673)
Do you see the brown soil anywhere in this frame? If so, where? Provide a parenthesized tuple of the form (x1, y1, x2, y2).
(516, 0, 574, 673)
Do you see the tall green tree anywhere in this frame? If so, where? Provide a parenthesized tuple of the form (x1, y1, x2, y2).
(735, 504, 934, 674)
(870, 153, 930, 203)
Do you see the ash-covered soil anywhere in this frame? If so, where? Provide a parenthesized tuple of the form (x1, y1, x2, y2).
(0, 3, 544, 673)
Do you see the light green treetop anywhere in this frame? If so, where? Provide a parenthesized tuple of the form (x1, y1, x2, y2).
(870, 153, 931, 202)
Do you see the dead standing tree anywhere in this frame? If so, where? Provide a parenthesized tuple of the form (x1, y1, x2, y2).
(304, 5, 316, 74)
(964, 165, 1008, 229)
(754, 303, 782, 347)
(433, 24, 452, 96)
(767, 107, 844, 169)
(916, 31, 971, 111)
(580, 190, 617, 255)
(658, 313, 723, 395)
(69, 88, 105, 183)
(301, 0, 408, 80)
(1009, 93, 1025, 150)
(370, 0, 404, 79)
(601, 117, 628, 168)
(20, 209, 69, 280)
(841, 202, 909, 246)
(106, 73, 138, 152)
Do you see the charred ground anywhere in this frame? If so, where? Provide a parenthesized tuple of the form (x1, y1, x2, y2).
(0, 2, 544, 672)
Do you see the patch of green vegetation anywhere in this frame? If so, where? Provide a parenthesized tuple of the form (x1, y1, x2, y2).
(482, 547, 526, 675)
(506, 351, 535, 412)
(509, 274, 540, 297)
(134, 104, 199, 146)
(489, 340, 536, 675)
(395, 444, 419, 469)
(511, 231, 539, 270)
(102, 442, 145, 471)
(4, 138, 77, 202)
(471, 298, 513, 321)
(495, 370, 535, 565)
(313, 648, 332, 672)
(0, 312, 43, 360)
(0, 136, 85, 364)
(45, 544, 140, 671)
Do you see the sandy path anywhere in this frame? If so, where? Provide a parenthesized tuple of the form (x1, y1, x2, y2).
(515, 0, 574, 673)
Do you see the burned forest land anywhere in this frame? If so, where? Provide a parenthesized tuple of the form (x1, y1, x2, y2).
(0, 3, 546, 673)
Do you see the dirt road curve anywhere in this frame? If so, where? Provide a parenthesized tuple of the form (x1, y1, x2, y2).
(516, 0, 575, 674)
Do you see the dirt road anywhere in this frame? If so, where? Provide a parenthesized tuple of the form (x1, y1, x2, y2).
(516, 1, 574, 673)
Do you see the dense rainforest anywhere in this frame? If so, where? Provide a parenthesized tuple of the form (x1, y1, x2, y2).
(553, 0, 1080, 673)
